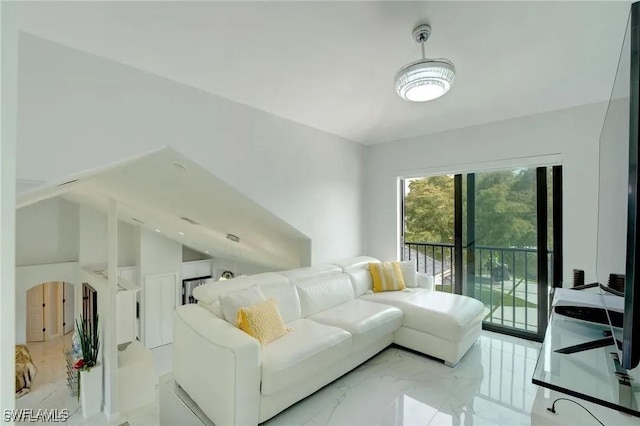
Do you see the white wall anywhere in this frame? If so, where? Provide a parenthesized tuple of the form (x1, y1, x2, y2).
(139, 229, 182, 278)
(365, 102, 606, 286)
(210, 257, 274, 278)
(1, 2, 17, 411)
(78, 204, 138, 267)
(17, 34, 364, 265)
(182, 246, 209, 262)
(118, 221, 137, 267)
(78, 204, 107, 266)
(16, 198, 79, 266)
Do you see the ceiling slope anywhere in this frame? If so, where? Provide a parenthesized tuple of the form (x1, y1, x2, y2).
(17, 148, 310, 270)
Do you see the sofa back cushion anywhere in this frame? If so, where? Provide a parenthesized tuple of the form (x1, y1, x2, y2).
(278, 264, 342, 282)
(192, 272, 301, 323)
(347, 269, 374, 297)
(220, 286, 265, 325)
(398, 261, 419, 288)
(332, 256, 380, 272)
(295, 274, 355, 317)
(260, 281, 301, 323)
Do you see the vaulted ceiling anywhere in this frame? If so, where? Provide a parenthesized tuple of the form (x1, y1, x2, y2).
(16, 1, 631, 144)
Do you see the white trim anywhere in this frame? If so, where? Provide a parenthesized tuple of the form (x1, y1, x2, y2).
(1, 1, 17, 413)
(105, 199, 119, 419)
(397, 153, 563, 179)
(16, 146, 170, 209)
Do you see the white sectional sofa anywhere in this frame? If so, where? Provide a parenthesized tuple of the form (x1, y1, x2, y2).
(173, 256, 484, 426)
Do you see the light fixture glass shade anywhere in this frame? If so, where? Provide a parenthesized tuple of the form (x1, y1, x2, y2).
(395, 59, 456, 102)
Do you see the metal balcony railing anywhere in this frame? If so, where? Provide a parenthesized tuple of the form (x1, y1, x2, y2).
(403, 241, 550, 332)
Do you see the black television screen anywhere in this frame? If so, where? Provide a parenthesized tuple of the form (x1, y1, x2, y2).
(596, 2, 640, 370)
(624, 1, 640, 370)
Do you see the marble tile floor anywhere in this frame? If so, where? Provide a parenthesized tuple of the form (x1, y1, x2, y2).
(15, 335, 162, 426)
(16, 331, 540, 426)
(262, 332, 541, 426)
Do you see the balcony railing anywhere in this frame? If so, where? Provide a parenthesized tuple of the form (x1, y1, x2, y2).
(404, 241, 550, 332)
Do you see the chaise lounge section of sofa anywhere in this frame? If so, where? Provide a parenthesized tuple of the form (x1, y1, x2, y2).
(172, 256, 484, 426)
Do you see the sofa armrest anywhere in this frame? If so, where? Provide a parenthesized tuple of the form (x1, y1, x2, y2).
(173, 304, 261, 426)
(417, 273, 434, 291)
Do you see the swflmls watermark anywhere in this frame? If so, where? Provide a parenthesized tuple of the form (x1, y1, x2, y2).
(3, 409, 69, 422)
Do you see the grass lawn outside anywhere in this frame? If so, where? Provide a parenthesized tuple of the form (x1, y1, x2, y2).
(436, 280, 537, 308)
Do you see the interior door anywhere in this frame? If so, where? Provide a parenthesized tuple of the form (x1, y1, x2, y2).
(46, 282, 63, 339)
(144, 273, 177, 348)
(26, 284, 45, 342)
(160, 274, 177, 345)
(63, 282, 74, 335)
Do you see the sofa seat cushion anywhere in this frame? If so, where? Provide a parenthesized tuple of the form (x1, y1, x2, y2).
(260, 319, 351, 396)
(308, 299, 403, 336)
(361, 290, 484, 341)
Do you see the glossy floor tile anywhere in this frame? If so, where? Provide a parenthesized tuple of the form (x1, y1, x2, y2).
(262, 331, 541, 426)
(16, 331, 540, 426)
(15, 335, 160, 426)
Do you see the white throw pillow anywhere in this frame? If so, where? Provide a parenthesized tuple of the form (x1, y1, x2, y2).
(198, 300, 223, 318)
(399, 261, 419, 288)
(219, 286, 266, 325)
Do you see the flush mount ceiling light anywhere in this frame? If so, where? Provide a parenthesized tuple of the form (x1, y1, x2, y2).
(395, 24, 456, 102)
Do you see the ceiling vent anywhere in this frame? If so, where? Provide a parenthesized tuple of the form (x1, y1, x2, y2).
(57, 179, 79, 187)
(172, 161, 187, 172)
(226, 233, 240, 243)
(132, 217, 145, 225)
(180, 216, 199, 225)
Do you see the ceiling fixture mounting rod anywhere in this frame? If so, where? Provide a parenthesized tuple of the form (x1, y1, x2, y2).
(413, 24, 430, 59)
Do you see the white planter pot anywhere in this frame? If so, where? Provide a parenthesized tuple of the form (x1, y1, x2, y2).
(80, 363, 103, 419)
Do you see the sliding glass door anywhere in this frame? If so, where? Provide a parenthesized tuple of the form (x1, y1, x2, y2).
(402, 166, 562, 340)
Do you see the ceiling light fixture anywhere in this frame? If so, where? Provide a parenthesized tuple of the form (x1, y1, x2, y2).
(155, 229, 161, 233)
(178, 232, 185, 236)
(395, 24, 455, 102)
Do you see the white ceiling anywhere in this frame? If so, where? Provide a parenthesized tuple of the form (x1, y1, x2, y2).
(17, 148, 310, 271)
(16, 1, 631, 144)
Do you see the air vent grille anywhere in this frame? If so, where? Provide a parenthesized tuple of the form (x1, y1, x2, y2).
(57, 179, 78, 187)
(180, 216, 199, 225)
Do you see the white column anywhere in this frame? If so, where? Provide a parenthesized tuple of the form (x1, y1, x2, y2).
(0, 1, 17, 419)
(104, 199, 119, 420)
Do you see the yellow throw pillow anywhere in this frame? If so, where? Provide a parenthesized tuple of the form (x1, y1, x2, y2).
(369, 261, 406, 292)
(236, 299, 289, 344)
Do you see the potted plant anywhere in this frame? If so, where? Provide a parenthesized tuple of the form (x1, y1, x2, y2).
(74, 314, 102, 418)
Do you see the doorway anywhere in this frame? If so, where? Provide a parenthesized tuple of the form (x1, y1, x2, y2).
(401, 166, 562, 340)
(18, 281, 77, 407)
(26, 282, 75, 343)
